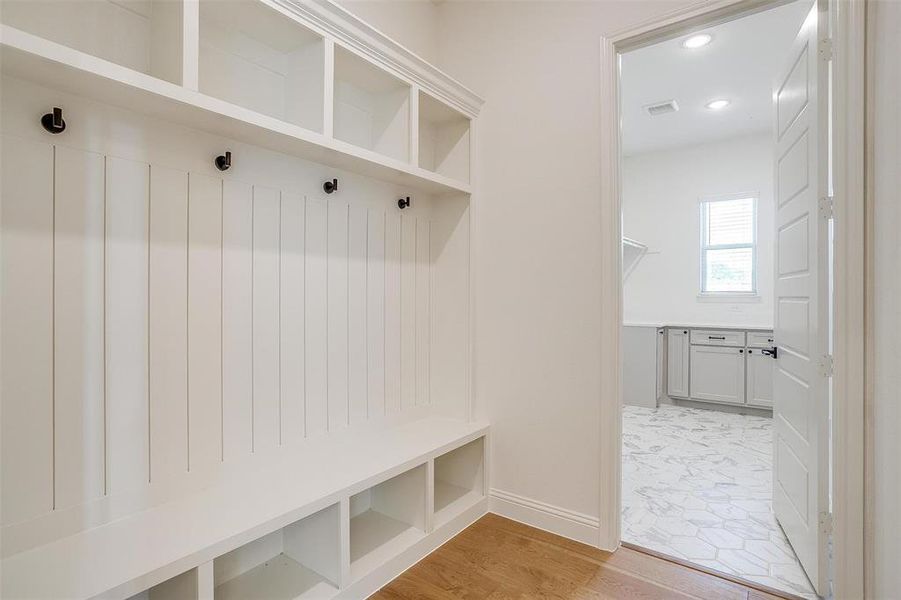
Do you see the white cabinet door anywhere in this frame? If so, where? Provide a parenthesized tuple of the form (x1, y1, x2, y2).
(746, 349, 773, 408)
(689, 345, 745, 405)
(666, 329, 689, 398)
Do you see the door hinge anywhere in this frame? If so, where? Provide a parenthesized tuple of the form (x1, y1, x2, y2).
(819, 511, 834, 536)
(821, 354, 835, 378)
(819, 196, 835, 220)
(819, 37, 834, 62)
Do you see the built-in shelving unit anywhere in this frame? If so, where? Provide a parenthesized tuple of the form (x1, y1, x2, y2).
(0, 0, 480, 194)
(418, 90, 471, 183)
(214, 504, 340, 600)
(434, 437, 485, 527)
(0, 2, 486, 599)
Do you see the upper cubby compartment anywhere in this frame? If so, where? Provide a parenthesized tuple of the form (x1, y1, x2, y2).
(198, 0, 325, 133)
(418, 91, 471, 183)
(333, 46, 410, 162)
(0, 0, 185, 84)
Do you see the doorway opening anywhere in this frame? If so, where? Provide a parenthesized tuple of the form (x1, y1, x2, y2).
(618, 2, 831, 598)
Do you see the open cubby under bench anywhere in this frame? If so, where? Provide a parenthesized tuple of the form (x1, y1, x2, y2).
(0, 418, 489, 600)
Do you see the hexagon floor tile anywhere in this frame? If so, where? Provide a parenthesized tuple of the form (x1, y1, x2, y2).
(621, 405, 817, 599)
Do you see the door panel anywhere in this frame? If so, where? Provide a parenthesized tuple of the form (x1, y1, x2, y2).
(772, 2, 829, 593)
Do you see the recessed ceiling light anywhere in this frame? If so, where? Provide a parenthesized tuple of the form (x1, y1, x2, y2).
(705, 99, 731, 110)
(682, 33, 713, 49)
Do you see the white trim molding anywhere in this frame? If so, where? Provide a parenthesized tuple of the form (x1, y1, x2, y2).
(489, 489, 601, 547)
(275, 0, 484, 118)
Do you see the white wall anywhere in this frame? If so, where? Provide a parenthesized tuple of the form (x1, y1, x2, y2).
(623, 134, 774, 328)
(436, 0, 694, 540)
(869, 1, 901, 596)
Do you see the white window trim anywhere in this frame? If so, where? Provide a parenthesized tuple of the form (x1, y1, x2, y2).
(698, 192, 759, 297)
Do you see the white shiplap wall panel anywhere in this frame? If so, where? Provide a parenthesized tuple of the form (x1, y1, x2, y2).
(366, 209, 386, 418)
(105, 156, 150, 494)
(304, 199, 329, 436)
(384, 213, 402, 414)
(280, 192, 305, 446)
(54, 145, 106, 510)
(187, 174, 222, 471)
(0, 136, 54, 525)
(327, 200, 349, 431)
(0, 127, 446, 545)
(222, 180, 253, 461)
(415, 218, 431, 407)
(348, 206, 368, 424)
(149, 166, 189, 481)
(252, 186, 281, 452)
(400, 215, 417, 410)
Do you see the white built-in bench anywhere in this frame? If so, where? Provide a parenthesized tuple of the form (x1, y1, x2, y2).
(0, 418, 488, 600)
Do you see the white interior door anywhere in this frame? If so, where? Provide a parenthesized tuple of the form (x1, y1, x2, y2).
(771, 2, 830, 595)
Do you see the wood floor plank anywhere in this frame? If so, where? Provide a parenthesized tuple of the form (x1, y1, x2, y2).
(371, 514, 801, 600)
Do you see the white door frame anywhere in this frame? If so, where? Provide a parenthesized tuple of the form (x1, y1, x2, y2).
(597, 1, 866, 597)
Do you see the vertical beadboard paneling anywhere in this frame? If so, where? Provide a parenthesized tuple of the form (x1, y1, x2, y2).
(415, 218, 431, 406)
(0, 136, 54, 524)
(252, 186, 281, 451)
(54, 145, 106, 510)
(187, 173, 222, 471)
(304, 198, 328, 436)
(348, 206, 368, 423)
(400, 215, 417, 411)
(222, 180, 253, 461)
(280, 191, 305, 445)
(327, 200, 349, 430)
(384, 213, 402, 414)
(149, 166, 189, 481)
(366, 209, 386, 418)
(105, 157, 150, 493)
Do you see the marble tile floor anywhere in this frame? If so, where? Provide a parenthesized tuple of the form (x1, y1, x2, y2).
(622, 404, 817, 599)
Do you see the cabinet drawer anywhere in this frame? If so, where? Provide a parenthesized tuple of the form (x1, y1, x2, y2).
(690, 329, 745, 347)
(747, 331, 775, 348)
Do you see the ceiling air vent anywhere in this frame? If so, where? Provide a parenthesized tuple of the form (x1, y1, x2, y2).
(644, 100, 679, 116)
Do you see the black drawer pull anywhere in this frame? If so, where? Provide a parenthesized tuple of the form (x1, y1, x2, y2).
(708, 335, 726, 340)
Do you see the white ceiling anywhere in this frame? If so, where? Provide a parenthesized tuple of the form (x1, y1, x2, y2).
(620, 1, 812, 156)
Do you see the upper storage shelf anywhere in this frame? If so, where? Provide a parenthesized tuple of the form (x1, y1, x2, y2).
(0, 0, 483, 195)
(199, 0, 325, 133)
(418, 90, 471, 183)
(334, 46, 410, 162)
(0, 0, 185, 85)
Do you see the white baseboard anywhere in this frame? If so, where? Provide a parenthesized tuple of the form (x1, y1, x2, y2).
(489, 488, 601, 546)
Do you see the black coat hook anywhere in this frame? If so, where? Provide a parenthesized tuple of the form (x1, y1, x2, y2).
(215, 151, 231, 171)
(323, 178, 339, 194)
(41, 107, 66, 134)
(398, 196, 411, 209)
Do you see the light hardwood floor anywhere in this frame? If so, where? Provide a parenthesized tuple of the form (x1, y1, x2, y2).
(372, 514, 797, 599)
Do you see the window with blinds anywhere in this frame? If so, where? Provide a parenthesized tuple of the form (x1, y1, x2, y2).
(700, 196, 757, 293)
